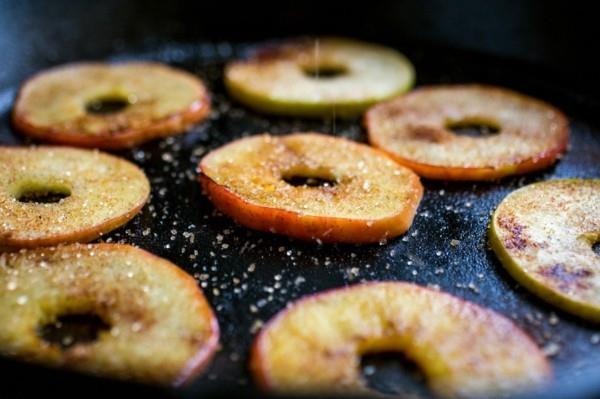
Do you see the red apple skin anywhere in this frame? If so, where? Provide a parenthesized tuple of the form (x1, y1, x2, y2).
(377, 138, 568, 181)
(199, 173, 422, 244)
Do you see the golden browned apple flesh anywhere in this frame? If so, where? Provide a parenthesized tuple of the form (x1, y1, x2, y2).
(13, 62, 210, 149)
(199, 133, 423, 243)
(0, 146, 149, 250)
(0, 244, 219, 385)
(252, 282, 551, 398)
(490, 179, 600, 321)
(366, 85, 568, 180)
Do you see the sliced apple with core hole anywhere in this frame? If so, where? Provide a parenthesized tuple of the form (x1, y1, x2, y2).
(251, 282, 551, 398)
(366, 85, 569, 181)
(199, 133, 423, 243)
(490, 179, 600, 321)
(225, 37, 415, 118)
(0, 146, 149, 250)
(13, 62, 210, 149)
(0, 243, 219, 385)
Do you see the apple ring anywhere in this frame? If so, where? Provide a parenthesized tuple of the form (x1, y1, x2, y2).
(13, 62, 210, 149)
(251, 282, 551, 398)
(490, 179, 600, 321)
(0, 243, 219, 385)
(366, 85, 568, 180)
(0, 146, 149, 249)
(225, 37, 414, 117)
(199, 133, 423, 243)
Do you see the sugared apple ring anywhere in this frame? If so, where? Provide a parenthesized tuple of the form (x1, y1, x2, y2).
(199, 133, 423, 243)
(252, 282, 551, 398)
(0, 244, 219, 385)
(13, 62, 210, 149)
(490, 179, 600, 322)
(225, 37, 414, 117)
(0, 146, 149, 249)
(366, 85, 568, 180)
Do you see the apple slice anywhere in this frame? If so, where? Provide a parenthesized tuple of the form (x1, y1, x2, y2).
(225, 37, 414, 118)
(0, 146, 149, 250)
(490, 179, 600, 321)
(251, 282, 551, 398)
(199, 133, 423, 243)
(366, 85, 568, 181)
(0, 243, 219, 385)
(13, 62, 210, 149)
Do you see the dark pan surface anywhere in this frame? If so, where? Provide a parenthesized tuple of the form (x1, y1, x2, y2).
(0, 40, 599, 398)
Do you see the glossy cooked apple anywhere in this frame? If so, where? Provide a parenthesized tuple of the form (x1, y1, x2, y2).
(0, 244, 219, 385)
(199, 133, 423, 243)
(490, 179, 600, 321)
(251, 282, 551, 398)
(13, 62, 210, 149)
(0, 146, 149, 249)
(366, 85, 568, 180)
(225, 37, 414, 117)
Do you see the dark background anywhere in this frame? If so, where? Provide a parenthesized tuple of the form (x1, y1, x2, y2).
(0, 1, 599, 398)
(0, 0, 599, 94)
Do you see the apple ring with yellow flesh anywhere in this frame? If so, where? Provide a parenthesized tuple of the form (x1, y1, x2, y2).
(251, 282, 550, 398)
(490, 179, 600, 321)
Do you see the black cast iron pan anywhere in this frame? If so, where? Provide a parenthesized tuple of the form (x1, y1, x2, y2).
(0, 1, 599, 398)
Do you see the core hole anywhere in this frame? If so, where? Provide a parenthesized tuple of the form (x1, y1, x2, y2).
(283, 175, 337, 188)
(85, 96, 130, 114)
(593, 241, 600, 257)
(303, 65, 348, 79)
(446, 120, 500, 137)
(361, 352, 428, 397)
(16, 187, 71, 204)
(39, 313, 110, 350)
